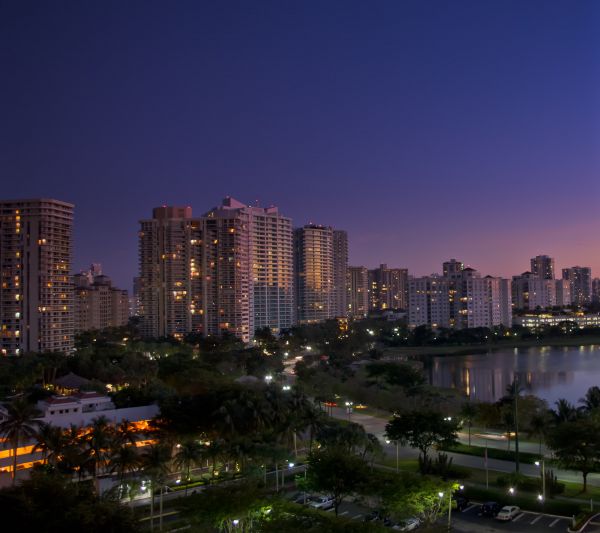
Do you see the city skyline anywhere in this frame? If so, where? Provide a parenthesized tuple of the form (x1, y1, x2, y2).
(4, 1, 600, 290)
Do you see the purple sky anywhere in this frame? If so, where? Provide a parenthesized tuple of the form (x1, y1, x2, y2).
(2, 1, 600, 290)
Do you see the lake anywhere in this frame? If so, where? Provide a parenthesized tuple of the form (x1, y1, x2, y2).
(423, 345, 600, 406)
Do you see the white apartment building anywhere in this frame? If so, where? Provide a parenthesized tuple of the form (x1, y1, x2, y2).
(512, 272, 556, 310)
(0, 199, 74, 355)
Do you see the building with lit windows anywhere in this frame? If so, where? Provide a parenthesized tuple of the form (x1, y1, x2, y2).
(562, 266, 592, 306)
(0, 199, 74, 356)
(73, 270, 129, 333)
(408, 260, 511, 329)
(347, 266, 369, 318)
(514, 312, 600, 331)
(332, 230, 348, 317)
(368, 264, 409, 311)
(138, 206, 203, 339)
(294, 224, 348, 323)
(512, 272, 556, 310)
(201, 197, 293, 342)
(530, 255, 555, 280)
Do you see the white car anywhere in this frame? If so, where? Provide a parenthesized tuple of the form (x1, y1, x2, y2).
(393, 517, 421, 531)
(308, 495, 335, 510)
(495, 505, 520, 521)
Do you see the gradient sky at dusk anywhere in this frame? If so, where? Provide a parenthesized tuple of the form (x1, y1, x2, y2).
(2, 1, 600, 290)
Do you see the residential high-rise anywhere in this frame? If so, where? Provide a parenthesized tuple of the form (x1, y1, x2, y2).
(555, 279, 572, 307)
(562, 266, 592, 306)
(368, 264, 409, 311)
(138, 206, 203, 339)
(129, 276, 142, 316)
(294, 225, 338, 324)
(592, 278, 600, 304)
(73, 273, 129, 333)
(512, 272, 556, 310)
(0, 199, 74, 355)
(332, 230, 348, 317)
(347, 266, 369, 318)
(530, 255, 555, 280)
(201, 197, 293, 342)
(408, 261, 511, 329)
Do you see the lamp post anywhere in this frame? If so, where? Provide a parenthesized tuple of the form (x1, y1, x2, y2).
(386, 439, 399, 472)
(535, 460, 545, 501)
(438, 490, 453, 532)
(345, 401, 353, 420)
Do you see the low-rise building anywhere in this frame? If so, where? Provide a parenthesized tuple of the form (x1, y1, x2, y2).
(514, 312, 600, 331)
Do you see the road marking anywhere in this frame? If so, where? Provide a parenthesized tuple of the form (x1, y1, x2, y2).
(530, 515, 543, 524)
(352, 514, 362, 520)
(513, 513, 524, 522)
(465, 504, 478, 513)
(339, 511, 348, 516)
(549, 518, 560, 527)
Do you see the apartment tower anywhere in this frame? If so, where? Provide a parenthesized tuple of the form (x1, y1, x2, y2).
(347, 266, 369, 318)
(0, 199, 74, 355)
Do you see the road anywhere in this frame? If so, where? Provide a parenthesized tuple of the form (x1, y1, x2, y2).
(331, 406, 600, 488)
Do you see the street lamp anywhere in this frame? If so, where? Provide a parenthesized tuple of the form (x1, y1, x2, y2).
(535, 460, 546, 501)
(508, 487, 515, 495)
(386, 439, 399, 472)
(345, 401, 353, 420)
(265, 375, 273, 383)
(438, 491, 452, 532)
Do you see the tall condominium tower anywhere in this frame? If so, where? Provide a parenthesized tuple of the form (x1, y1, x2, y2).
(332, 230, 348, 317)
(512, 271, 556, 310)
(531, 255, 555, 280)
(368, 264, 409, 311)
(138, 207, 203, 339)
(201, 197, 293, 342)
(347, 266, 369, 318)
(0, 199, 74, 355)
(562, 266, 592, 306)
(294, 224, 347, 323)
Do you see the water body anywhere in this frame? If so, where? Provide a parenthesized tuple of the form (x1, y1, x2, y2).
(423, 345, 600, 406)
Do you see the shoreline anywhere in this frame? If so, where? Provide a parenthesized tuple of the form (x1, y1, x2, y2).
(382, 336, 600, 359)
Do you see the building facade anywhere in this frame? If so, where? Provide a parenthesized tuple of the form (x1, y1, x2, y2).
(73, 272, 129, 333)
(368, 264, 409, 311)
(138, 206, 203, 339)
(512, 272, 556, 310)
(332, 230, 348, 317)
(562, 266, 592, 306)
(347, 266, 369, 318)
(0, 199, 74, 355)
(530, 255, 555, 280)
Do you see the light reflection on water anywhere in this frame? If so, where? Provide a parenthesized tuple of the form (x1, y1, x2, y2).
(424, 345, 600, 405)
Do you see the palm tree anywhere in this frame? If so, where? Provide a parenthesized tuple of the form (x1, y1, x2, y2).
(110, 444, 142, 490)
(0, 398, 42, 484)
(460, 402, 478, 446)
(173, 439, 203, 495)
(114, 419, 138, 447)
(82, 416, 115, 493)
(142, 442, 172, 532)
(553, 398, 578, 423)
(527, 412, 548, 455)
(33, 422, 66, 466)
(580, 386, 600, 413)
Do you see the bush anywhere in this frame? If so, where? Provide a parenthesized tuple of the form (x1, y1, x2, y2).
(496, 471, 564, 497)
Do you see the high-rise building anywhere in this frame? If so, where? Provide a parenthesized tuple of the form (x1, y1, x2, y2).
(73, 273, 129, 333)
(368, 264, 409, 311)
(592, 278, 600, 304)
(201, 197, 293, 342)
(530, 255, 555, 280)
(408, 261, 511, 329)
(332, 230, 348, 317)
(347, 266, 369, 318)
(562, 266, 592, 306)
(138, 206, 203, 340)
(294, 224, 349, 324)
(512, 272, 556, 310)
(129, 276, 142, 316)
(0, 199, 74, 355)
(555, 279, 572, 307)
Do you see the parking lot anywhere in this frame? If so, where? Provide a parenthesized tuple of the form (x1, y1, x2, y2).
(287, 491, 575, 532)
(451, 502, 573, 532)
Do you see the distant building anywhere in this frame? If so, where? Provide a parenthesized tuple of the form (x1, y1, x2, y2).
(512, 272, 556, 310)
(593, 278, 600, 304)
(555, 279, 572, 307)
(138, 206, 203, 340)
(73, 271, 129, 333)
(408, 260, 511, 329)
(347, 266, 369, 318)
(0, 199, 74, 356)
(514, 311, 600, 331)
(129, 276, 142, 316)
(368, 264, 409, 311)
(562, 266, 592, 306)
(530, 255, 555, 280)
(332, 230, 349, 317)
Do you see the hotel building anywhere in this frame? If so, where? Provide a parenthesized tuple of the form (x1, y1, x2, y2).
(0, 199, 74, 355)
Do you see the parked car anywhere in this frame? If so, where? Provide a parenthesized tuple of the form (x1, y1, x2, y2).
(479, 501, 502, 517)
(496, 505, 520, 521)
(364, 510, 386, 522)
(453, 495, 470, 512)
(308, 495, 335, 510)
(289, 491, 308, 504)
(392, 517, 421, 531)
